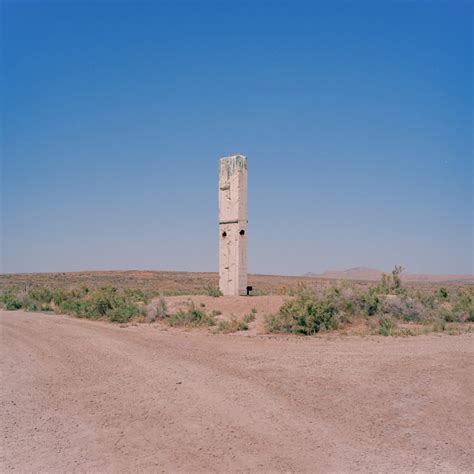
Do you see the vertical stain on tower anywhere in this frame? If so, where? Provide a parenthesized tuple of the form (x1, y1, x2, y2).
(218, 155, 248, 296)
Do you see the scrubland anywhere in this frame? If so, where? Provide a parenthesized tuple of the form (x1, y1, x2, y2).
(1, 268, 472, 336)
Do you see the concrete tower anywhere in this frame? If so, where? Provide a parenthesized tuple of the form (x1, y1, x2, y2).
(218, 154, 248, 296)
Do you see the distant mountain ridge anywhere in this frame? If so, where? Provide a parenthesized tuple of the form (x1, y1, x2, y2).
(304, 267, 473, 283)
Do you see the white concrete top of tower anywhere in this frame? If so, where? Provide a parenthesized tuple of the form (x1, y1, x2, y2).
(220, 154, 246, 160)
(219, 155, 247, 179)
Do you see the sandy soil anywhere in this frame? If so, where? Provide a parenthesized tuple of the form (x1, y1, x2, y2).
(1, 310, 473, 473)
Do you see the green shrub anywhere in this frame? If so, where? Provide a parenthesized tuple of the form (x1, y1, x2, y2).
(23, 300, 39, 311)
(437, 288, 449, 300)
(109, 304, 143, 323)
(375, 266, 405, 295)
(238, 321, 249, 331)
(1, 294, 23, 310)
(440, 308, 462, 323)
(54, 286, 148, 322)
(124, 288, 154, 304)
(28, 287, 53, 303)
(266, 291, 337, 335)
(0, 285, 146, 322)
(392, 265, 404, 292)
(360, 288, 381, 316)
(59, 299, 95, 319)
(51, 288, 70, 306)
(89, 287, 117, 316)
(451, 288, 473, 321)
(168, 303, 215, 327)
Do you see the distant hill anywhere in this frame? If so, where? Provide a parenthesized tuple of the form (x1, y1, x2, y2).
(305, 267, 473, 283)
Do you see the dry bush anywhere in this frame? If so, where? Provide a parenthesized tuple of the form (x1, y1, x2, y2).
(218, 316, 249, 333)
(146, 296, 168, 322)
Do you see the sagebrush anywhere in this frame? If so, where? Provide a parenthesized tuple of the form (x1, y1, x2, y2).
(266, 267, 473, 335)
(0, 286, 151, 323)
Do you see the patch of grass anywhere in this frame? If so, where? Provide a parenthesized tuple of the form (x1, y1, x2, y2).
(251, 288, 270, 296)
(433, 319, 446, 333)
(205, 283, 222, 298)
(243, 312, 256, 323)
(211, 309, 222, 316)
(218, 316, 249, 333)
(167, 303, 215, 327)
(379, 315, 396, 336)
(392, 327, 417, 337)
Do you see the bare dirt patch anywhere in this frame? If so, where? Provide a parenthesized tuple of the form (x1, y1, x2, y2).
(1, 310, 473, 472)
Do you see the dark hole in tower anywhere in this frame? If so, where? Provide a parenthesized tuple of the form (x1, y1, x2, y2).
(222, 231, 227, 237)
(239, 229, 245, 236)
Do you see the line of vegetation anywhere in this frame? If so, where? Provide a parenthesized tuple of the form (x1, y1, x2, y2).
(0, 286, 155, 323)
(0, 286, 220, 329)
(2, 268, 473, 336)
(266, 266, 474, 336)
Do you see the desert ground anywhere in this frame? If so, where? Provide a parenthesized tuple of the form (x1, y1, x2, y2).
(1, 309, 473, 473)
(1, 270, 471, 295)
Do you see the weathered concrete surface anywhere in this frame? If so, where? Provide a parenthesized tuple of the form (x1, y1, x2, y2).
(2, 310, 473, 473)
(219, 154, 247, 296)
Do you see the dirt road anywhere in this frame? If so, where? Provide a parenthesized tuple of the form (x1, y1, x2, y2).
(1, 310, 473, 472)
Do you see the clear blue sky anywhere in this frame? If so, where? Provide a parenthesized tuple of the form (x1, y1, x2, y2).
(1, 0, 472, 275)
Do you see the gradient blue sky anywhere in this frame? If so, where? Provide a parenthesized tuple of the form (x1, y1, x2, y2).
(1, 0, 472, 275)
